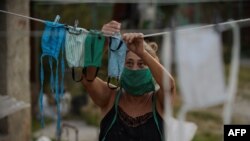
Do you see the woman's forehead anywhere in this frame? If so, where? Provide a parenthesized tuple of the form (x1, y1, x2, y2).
(126, 51, 141, 61)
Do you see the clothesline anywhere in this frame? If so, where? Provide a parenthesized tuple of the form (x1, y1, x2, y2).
(1, 9, 250, 38)
(0, 9, 45, 23)
(0, 9, 112, 37)
(143, 18, 250, 37)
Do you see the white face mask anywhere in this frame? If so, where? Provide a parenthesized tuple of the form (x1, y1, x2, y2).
(65, 26, 88, 68)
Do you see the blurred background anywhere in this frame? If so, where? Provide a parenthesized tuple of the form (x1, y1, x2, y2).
(0, 0, 250, 141)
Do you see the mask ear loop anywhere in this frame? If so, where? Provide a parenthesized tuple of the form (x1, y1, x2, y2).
(109, 37, 123, 51)
(71, 67, 83, 82)
(107, 77, 119, 89)
(82, 67, 99, 82)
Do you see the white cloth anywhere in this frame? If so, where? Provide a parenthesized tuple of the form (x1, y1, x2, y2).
(42, 92, 71, 120)
(43, 94, 57, 120)
(166, 117, 197, 141)
(161, 23, 240, 141)
(36, 136, 51, 141)
(175, 25, 226, 109)
(60, 92, 72, 116)
(161, 29, 198, 141)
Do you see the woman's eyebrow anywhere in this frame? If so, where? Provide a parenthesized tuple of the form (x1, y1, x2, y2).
(138, 59, 144, 63)
(127, 58, 134, 61)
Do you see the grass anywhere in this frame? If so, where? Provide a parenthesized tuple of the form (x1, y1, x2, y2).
(193, 132, 222, 141)
(187, 109, 223, 141)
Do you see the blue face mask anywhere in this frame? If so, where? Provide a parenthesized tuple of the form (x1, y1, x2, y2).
(107, 34, 127, 88)
(120, 67, 155, 96)
(108, 35, 127, 77)
(39, 21, 66, 136)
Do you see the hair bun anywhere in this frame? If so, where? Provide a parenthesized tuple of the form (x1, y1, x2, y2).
(148, 42, 158, 52)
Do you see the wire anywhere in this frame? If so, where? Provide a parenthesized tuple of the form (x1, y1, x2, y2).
(0, 9, 114, 37)
(0, 9, 46, 23)
(143, 18, 250, 38)
(1, 9, 250, 38)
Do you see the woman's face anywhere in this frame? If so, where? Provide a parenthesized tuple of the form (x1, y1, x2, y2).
(125, 51, 146, 70)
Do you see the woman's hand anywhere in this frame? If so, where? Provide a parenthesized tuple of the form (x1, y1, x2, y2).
(122, 33, 145, 57)
(101, 20, 121, 51)
(101, 20, 121, 36)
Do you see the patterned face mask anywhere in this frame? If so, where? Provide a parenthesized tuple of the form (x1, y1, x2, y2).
(107, 34, 127, 89)
(39, 20, 66, 136)
(65, 26, 88, 82)
(83, 30, 105, 81)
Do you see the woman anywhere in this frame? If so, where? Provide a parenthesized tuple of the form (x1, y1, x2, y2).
(81, 20, 175, 141)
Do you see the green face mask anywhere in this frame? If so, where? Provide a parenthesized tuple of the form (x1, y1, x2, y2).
(120, 67, 155, 96)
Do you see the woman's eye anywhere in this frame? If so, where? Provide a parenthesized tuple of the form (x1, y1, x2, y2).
(138, 62, 145, 68)
(126, 61, 133, 67)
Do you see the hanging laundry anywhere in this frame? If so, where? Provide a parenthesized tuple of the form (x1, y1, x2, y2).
(166, 117, 197, 141)
(65, 26, 87, 68)
(107, 34, 127, 88)
(174, 25, 227, 109)
(83, 30, 105, 81)
(40, 20, 66, 136)
(162, 23, 240, 141)
(65, 26, 88, 82)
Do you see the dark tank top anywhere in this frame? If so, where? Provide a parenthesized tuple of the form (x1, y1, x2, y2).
(99, 90, 164, 141)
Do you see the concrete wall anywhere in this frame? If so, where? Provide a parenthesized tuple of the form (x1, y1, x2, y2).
(0, 0, 31, 141)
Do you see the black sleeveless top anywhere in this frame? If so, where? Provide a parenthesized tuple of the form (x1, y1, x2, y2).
(99, 90, 164, 141)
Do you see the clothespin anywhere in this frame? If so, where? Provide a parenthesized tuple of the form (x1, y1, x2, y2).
(74, 19, 79, 31)
(113, 32, 121, 37)
(213, 10, 221, 33)
(53, 15, 60, 25)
